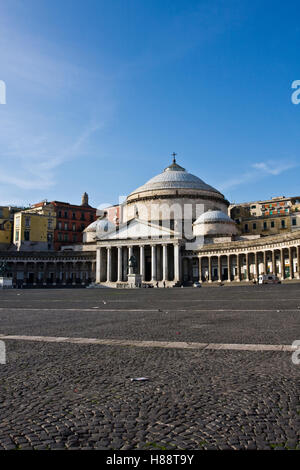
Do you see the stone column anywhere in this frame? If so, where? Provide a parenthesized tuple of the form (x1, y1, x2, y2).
(23, 261, 28, 286)
(107, 247, 112, 282)
(280, 248, 285, 280)
(174, 243, 180, 282)
(208, 256, 212, 283)
(255, 252, 259, 280)
(297, 246, 300, 279)
(62, 261, 66, 285)
(43, 262, 47, 286)
(72, 262, 76, 285)
(53, 261, 57, 286)
(140, 245, 145, 281)
(117, 246, 122, 282)
(128, 246, 133, 275)
(289, 246, 293, 279)
(162, 244, 168, 282)
(272, 250, 276, 275)
(227, 255, 231, 282)
(151, 245, 157, 282)
(236, 254, 241, 281)
(198, 257, 202, 282)
(33, 261, 38, 286)
(245, 253, 250, 282)
(82, 262, 87, 285)
(12, 262, 17, 286)
(218, 256, 222, 281)
(263, 251, 267, 274)
(96, 247, 101, 283)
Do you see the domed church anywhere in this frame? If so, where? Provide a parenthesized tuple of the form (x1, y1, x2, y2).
(76, 156, 300, 286)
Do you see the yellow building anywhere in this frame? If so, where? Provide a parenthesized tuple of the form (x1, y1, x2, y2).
(13, 207, 56, 251)
(0, 207, 13, 249)
(229, 195, 300, 237)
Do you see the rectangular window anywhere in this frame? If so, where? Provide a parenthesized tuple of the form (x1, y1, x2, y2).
(80, 213, 85, 221)
(281, 220, 285, 228)
(58, 221, 62, 230)
(64, 233, 68, 241)
(263, 222, 267, 230)
(24, 230, 30, 241)
(72, 223, 76, 231)
(25, 216, 31, 227)
(244, 224, 248, 232)
(64, 223, 68, 231)
(72, 212, 76, 220)
(292, 218, 297, 226)
(72, 234, 77, 242)
(58, 211, 62, 218)
(15, 230, 19, 241)
(58, 233, 62, 241)
(15, 217, 20, 228)
(48, 219, 52, 229)
(271, 221, 275, 228)
(64, 211, 68, 219)
(253, 223, 256, 230)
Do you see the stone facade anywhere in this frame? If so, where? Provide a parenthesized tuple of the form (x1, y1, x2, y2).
(1, 159, 300, 288)
(0, 251, 95, 288)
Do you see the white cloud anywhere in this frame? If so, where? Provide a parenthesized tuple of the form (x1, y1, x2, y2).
(219, 160, 299, 191)
(0, 119, 103, 191)
(251, 161, 297, 176)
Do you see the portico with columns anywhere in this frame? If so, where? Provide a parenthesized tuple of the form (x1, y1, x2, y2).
(94, 217, 181, 286)
(181, 232, 300, 283)
(82, 157, 300, 287)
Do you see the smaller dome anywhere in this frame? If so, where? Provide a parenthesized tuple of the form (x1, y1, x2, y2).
(84, 217, 115, 234)
(194, 210, 233, 225)
(193, 210, 238, 239)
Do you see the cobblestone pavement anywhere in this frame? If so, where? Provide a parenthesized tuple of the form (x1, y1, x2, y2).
(0, 285, 299, 450)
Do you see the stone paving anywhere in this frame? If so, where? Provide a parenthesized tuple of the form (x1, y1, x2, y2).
(0, 285, 299, 450)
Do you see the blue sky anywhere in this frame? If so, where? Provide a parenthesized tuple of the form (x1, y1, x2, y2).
(0, 0, 300, 208)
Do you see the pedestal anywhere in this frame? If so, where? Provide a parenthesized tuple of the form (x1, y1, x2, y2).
(0, 277, 13, 289)
(127, 274, 142, 288)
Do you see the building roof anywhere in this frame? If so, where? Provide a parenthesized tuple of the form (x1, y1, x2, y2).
(128, 159, 222, 197)
(194, 210, 234, 225)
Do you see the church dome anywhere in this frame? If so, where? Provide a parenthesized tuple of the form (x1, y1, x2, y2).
(128, 159, 222, 197)
(84, 218, 115, 234)
(124, 156, 229, 225)
(193, 210, 238, 238)
(194, 210, 234, 225)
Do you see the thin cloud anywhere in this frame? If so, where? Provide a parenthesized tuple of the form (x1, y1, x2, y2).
(219, 160, 299, 191)
(251, 161, 297, 176)
(0, 121, 104, 191)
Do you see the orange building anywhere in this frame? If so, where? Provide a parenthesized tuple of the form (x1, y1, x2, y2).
(32, 193, 97, 251)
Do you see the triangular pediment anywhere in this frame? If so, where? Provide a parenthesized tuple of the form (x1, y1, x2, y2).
(96, 218, 179, 241)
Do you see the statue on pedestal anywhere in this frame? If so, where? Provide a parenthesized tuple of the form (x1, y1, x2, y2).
(128, 255, 137, 274)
